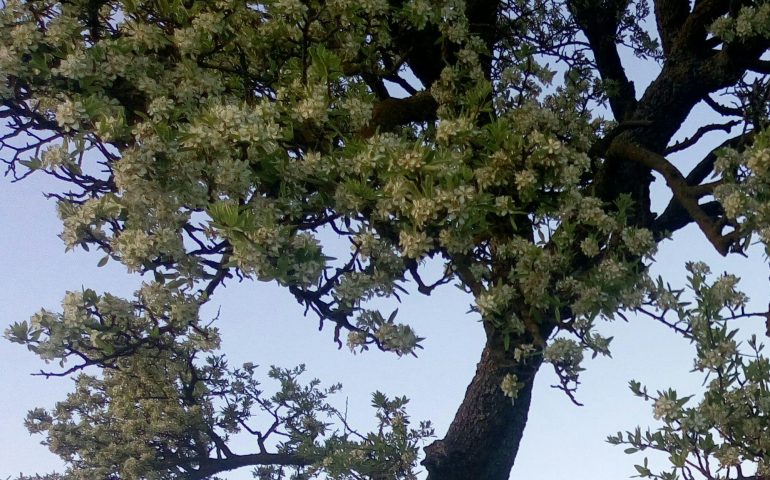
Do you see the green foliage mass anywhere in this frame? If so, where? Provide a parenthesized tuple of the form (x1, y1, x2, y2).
(2, 0, 770, 478)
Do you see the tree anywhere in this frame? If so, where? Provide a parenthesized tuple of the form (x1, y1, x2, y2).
(3, 0, 770, 478)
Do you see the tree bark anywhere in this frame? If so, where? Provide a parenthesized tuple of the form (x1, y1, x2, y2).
(422, 341, 544, 480)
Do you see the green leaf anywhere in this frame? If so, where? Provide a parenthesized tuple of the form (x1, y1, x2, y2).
(19, 159, 42, 170)
(7, 321, 30, 343)
(208, 201, 246, 229)
(165, 278, 187, 290)
(371, 391, 387, 408)
(634, 464, 651, 477)
(669, 451, 685, 468)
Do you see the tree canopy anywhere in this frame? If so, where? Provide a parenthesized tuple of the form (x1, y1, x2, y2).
(3, 0, 770, 478)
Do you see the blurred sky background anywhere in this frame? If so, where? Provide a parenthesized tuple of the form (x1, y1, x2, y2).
(2, 37, 770, 480)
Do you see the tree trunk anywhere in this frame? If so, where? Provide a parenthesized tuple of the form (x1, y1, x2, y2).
(422, 341, 544, 480)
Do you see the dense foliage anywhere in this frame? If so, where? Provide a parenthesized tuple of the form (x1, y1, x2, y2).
(2, 0, 770, 478)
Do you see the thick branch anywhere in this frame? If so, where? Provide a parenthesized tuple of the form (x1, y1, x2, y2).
(673, 0, 728, 54)
(654, 131, 754, 235)
(363, 92, 438, 137)
(685, 131, 754, 185)
(189, 452, 313, 480)
(654, 200, 723, 236)
(611, 142, 734, 254)
(748, 58, 770, 75)
(654, 0, 691, 55)
(568, 0, 637, 119)
(388, 0, 500, 87)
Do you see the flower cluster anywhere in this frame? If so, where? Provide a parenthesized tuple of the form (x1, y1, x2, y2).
(710, 3, 770, 43)
(500, 373, 521, 401)
(714, 130, 770, 252)
(611, 264, 770, 479)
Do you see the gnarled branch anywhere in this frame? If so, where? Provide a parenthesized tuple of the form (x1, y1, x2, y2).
(188, 452, 314, 480)
(610, 142, 735, 254)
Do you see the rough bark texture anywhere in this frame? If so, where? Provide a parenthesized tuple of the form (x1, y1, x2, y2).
(422, 342, 544, 480)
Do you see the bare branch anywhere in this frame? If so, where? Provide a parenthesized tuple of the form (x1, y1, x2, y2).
(703, 95, 744, 117)
(664, 120, 741, 154)
(406, 259, 453, 295)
